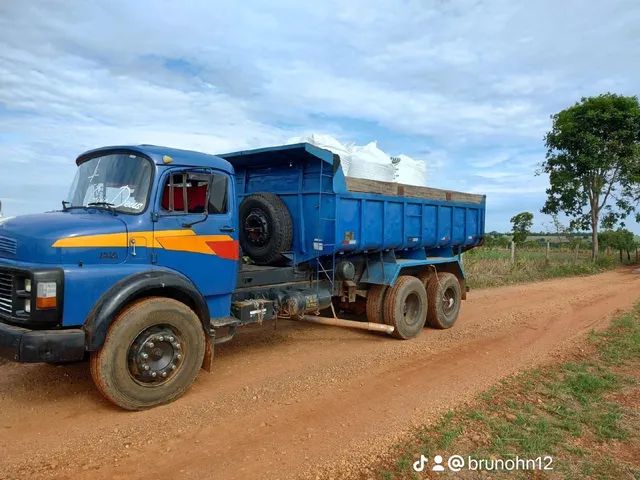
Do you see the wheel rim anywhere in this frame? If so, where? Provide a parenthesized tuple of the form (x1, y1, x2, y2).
(402, 292, 421, 326)
(244, 208, 270, 246)
(128, 325, 184, 385)
(442, 287, 457, 316)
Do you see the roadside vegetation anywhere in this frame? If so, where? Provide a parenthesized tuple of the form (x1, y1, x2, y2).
(375, 304, 640, 479)
(463, 246, 635, 289)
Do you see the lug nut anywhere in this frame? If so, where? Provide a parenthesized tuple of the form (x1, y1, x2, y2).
(176, 354, 182, 360)
(141, 353, 149, 359)
(161, 372, 167, 378)
(158, 336, 164, 342)
(143, 364, 150, 371)
(151, 372, 157, 378)
(147, 342, 155, 349)
(168, 336, 174, 342)
(171, 364, 176, 370)
(175, 343, 181, 349)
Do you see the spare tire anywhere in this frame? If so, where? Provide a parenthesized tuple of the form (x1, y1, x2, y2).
(239, 193, 293, 265)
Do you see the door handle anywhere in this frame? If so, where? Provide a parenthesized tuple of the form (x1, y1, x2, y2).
(220, 226, 235, 233)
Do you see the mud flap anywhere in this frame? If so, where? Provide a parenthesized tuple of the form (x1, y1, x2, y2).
(201, 335, 214, 373)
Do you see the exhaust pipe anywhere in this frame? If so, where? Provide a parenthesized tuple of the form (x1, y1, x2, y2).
(299, 315, 395, 334)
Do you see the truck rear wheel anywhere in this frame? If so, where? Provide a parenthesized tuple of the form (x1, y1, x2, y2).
(426, 272, 461, 329)
(416, 268, 434, 287)
(383, 276, 427, 339)
(90, 297, 206, 410)
(366, 284, 387, 323)
(239, 193, 293, 265)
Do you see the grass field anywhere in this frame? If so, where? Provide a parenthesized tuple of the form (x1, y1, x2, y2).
(463, 246, 636, 289)
(376, 304, 640, 479)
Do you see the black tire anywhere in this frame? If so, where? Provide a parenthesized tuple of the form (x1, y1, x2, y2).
(415, 268, 434, 328)
(426, 272, 462, 329)
(239, 193, 293, 265)
(90, 297, 206, 410)
(383, 276, 428, 340)
(366, 284, 387, 323)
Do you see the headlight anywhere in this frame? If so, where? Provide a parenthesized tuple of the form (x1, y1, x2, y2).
(24, 278, 31, 293)
(36, 281, 57, 309)
(24, 299, 31, 313)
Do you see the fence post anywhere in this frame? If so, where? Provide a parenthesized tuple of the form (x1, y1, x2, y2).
(545, 241, 550, 264)
(510, 241, 515, 264)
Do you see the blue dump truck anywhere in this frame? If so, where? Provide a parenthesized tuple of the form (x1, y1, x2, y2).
(0, 143, 485, 409)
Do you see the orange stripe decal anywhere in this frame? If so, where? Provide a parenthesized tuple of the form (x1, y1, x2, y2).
(156, 234, 234, 255)
(206, 240, 240, 260)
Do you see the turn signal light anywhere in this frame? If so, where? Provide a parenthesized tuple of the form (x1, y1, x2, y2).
(36, 282, 57, 310)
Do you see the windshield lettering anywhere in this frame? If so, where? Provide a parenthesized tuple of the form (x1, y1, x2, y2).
(66, 153, 152, 214)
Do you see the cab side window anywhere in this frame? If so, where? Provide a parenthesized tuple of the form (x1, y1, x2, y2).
(208, 173, 228, 214)
(161, 171, 228, 215)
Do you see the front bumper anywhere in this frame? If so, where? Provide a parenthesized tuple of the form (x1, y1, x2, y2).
(0, 322, 85, 363)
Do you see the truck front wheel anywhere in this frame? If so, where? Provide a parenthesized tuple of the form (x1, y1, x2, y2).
(90, 297, 206, 410)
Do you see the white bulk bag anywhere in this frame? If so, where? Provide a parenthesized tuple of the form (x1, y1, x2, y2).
(394, 154, 427, 186)
(348, 141, 395, 182)
(287, 134, 353, 175)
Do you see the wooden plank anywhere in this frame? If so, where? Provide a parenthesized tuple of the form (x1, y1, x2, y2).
(399, 184, 447, 201)
(345, 177, 398, 196)
(346, 177, 484, 204)
(448, 191, 485, 204)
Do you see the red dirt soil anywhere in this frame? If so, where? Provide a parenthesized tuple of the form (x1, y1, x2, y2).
(1, 267, 639, 479)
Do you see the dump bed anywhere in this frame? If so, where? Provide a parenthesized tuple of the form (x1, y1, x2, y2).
(220, 143, 485, 265)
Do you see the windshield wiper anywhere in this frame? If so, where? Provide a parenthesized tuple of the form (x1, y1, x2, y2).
(87, 202, 117, 214)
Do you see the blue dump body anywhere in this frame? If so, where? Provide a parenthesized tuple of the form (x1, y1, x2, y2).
(220, 143, 486, 268)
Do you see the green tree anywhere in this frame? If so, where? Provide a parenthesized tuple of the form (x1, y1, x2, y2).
(510, 211, 534, 244)
(599, 228, 635, 260)
(540, 93, 640, 260)
(484, 232, 510, 248)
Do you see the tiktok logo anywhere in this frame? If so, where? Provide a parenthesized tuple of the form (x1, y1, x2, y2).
(413, 454, 428, 472)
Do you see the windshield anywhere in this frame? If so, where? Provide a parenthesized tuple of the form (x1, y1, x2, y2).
(66, 153, 153, 213)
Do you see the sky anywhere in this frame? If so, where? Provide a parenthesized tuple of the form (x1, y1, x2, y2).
(0, 0, 639, 232)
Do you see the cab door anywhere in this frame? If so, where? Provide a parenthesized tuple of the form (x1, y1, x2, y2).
(152, 168, 238, 318)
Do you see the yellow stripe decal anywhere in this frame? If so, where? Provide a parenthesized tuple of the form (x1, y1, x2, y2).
(53, 232, 130, 248)
(52, 230, 234, 256)
(52, 230, 194, 248)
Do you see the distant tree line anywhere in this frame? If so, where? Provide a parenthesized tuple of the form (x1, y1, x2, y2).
(484, 226, 639, 259)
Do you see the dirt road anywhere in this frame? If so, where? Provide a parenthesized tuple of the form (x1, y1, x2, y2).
(1, 268, 639, 480)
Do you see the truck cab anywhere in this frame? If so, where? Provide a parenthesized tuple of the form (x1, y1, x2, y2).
(0, 146, 243, 405)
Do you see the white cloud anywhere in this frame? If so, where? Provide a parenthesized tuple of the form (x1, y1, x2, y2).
(0, 0, 638, 232)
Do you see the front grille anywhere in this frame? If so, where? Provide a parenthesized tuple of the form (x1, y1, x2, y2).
(0, 270, 13, 315)
(0, 236, 17, 256)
